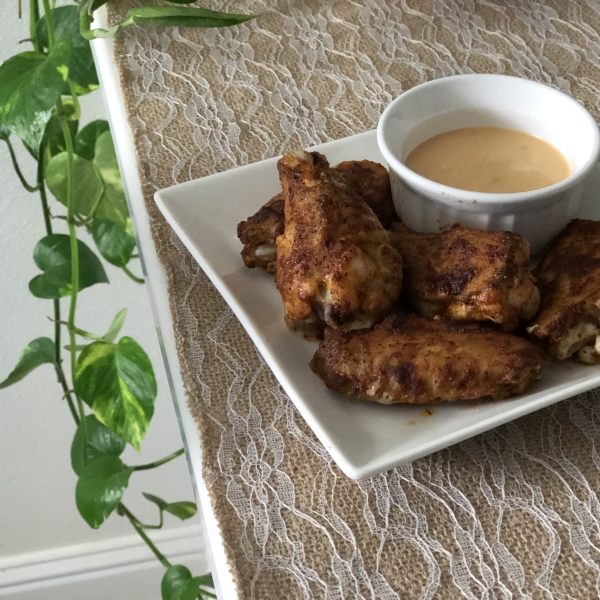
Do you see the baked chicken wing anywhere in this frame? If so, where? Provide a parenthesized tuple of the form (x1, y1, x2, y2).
(311, 314, 546, 404)
(237, 193, 284, 274)
(330, 160, 396, 228)
(527, 219, 600, 363)
(237, 160, 396, 272)
(389, 223, 539, 327)
(276, 150, 403, 337)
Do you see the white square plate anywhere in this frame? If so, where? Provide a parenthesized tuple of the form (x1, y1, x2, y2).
(155, 130, 600, 480)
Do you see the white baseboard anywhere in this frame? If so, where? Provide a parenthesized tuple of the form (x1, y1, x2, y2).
(0, 525, 207, 600)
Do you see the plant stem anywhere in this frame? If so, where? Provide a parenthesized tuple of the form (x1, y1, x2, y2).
(41, 0, 54, 48)
(59, 115, 86, 455)
(67, 81, 81, 121)
(122, 265, 145, 284)
(29, 0, 40, 52)
(4, 138, 38, 192)
(37, 148, 52, 236)
(36, 145, 79, 425)
(119, 503, 172, 568)
(133, 448, 184, 471)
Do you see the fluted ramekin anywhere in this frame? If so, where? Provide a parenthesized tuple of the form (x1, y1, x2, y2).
(377, 74, 600, 254)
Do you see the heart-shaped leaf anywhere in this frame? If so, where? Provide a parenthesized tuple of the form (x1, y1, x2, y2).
(91, 219, 136, 267)
(71, 414, 126, 475)
(162, 565, 214, 600)
(76, 455, 133, 528)
(96, 185, 130, 229)
(0, 35, 71, 154)
(29, 234, 108, 299)
(37, 6, 99, 95)
(74, 120, 109, 160)
(0, 337, 55, 389)
(45, 152, 104, 216)
(42, 115, 79, 160)
(93, 130, 123, 192)
(74, 337, 156, 451)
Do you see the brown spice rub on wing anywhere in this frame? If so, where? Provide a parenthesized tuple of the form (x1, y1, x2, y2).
(237, 160, 396, 272)
(527, 219, 600, 363)
(237, 193, 284, 274)
(311, 314, 546, 404)
(276, 151, 403, 337)
(389, 223, 539, 326)
(331, 160, 396, 228)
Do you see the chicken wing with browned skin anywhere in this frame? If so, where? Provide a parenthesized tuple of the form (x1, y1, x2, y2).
(527, 219, 600, 363)
(311, 314, 546, 404)
(388, 223, 539, 327)
(237, 160, 396, 272)
(276, 151, 403, 337)
(237, 193, 284, 274)
(330, 160, 396, 228)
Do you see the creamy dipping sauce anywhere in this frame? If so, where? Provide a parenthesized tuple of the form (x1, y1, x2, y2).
(404, 126, 570, 193)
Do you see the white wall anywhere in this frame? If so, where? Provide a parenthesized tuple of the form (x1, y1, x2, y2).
(0, 4, 206, 597)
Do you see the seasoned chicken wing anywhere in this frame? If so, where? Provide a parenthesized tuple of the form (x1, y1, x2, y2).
(311, 314, 546, 404)
(237, 193, 284, 274)
(276, 150, 403, 337)
(389, 223, 539, 326)
(527, 219, 600, 363)
(330, 160, 396, 228)
(237, 160, 396, 272)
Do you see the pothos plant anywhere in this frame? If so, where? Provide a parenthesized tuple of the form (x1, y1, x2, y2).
(0, 1, 255, 599)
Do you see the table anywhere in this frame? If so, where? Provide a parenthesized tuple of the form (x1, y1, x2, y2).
(92, 9, 238, 598)
(95, 2, 600, 598)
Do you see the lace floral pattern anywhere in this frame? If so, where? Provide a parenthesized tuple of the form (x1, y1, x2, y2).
(109, 1, 600, 597)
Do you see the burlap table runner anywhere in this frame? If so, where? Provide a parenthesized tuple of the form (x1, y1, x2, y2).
(107, 1, 600, 597)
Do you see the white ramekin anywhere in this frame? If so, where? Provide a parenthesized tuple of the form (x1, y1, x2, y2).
(377, 74, 600, 254)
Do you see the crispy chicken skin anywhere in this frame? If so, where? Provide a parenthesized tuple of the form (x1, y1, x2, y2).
(237, 193, 284, 274)
(311, 314, 546, 404)
(237, 160, 396, 272)
(330, 160, 396, 228)
(275, 150, 403, 337)
(389, 223, 539, 326)
(527, 219, 600, 363)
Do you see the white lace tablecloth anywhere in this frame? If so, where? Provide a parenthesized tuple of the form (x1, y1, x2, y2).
(106, 1, 600, 597)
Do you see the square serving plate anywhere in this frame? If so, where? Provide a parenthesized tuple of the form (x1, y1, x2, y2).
(155, 129, 600, 480)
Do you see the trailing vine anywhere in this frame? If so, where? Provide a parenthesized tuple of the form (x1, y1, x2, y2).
(1, 1, 255, 598)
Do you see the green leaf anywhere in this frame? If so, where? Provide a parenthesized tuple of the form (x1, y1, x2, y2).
(165, 501, 197, 520)
(104, 308, 127, 343)
(92, 130, 131, 229)
(29, 234, 108, 299)
(74, 337, 156, 451)
(75, 455, 133, 528)
(93, 131, 123, 192)
(0, 123, 10, 141)
(0, 35, 71, 153)
(71, 414, 126, 476)
(37, 6, 99, 95)
(143, 492, 168, 510)
(161, 565, 214, 600)
(166, 0, 198, 3)
(91, 219, 135, 267)
(46, 152, 104, 215)
(0, 338, 55, 389)
(127, 6, 256, 28)
(42, 115, 79, 160)
(96, 185, 130, 229)
(143, 492, 197, 521)
(74, 120, 109, 160)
